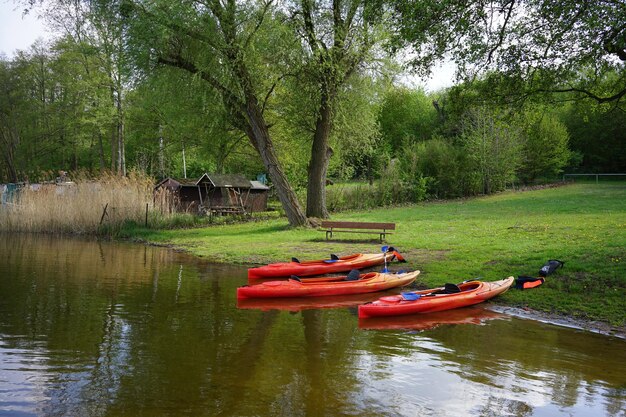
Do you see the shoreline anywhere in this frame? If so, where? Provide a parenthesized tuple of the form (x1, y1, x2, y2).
(137, 237, 626, 340)
(488, 305, 626, 340)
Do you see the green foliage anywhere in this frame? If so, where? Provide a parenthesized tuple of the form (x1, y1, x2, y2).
(378, 87, 438, 155)
(392, 0, 626, 111)
(458, 107, 523, 194)
(399, 137, 477, 198)
(518, 111, 572, 183)
(325, 167, 427, 213)
(559, 100, 626, 173)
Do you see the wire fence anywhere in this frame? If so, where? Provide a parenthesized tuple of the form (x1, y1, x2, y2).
(563, 173, 626, 183)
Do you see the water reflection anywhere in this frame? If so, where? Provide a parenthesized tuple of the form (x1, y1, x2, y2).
(0, 234, 625, 416)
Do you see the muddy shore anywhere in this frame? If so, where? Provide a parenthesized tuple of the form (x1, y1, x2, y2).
(489, 305, 626, 340)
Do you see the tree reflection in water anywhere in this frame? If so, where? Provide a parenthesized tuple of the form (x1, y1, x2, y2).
(0, 233, 624, 416)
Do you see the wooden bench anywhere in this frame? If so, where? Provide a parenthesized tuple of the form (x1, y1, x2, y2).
(320, 221, 395, 243)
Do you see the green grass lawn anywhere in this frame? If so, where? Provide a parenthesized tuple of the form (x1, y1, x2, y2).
(126, 183, 626, 326)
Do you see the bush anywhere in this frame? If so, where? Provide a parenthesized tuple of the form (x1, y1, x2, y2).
(458, 108, 523, 194)
(399, 137, 468, 198)
(518, 111, 572, 183)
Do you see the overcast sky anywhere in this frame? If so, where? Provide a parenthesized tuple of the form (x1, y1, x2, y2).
(0, 1, 50, 57)
(0, 0, 455, 91)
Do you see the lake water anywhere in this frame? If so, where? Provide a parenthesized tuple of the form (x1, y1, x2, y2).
(0, 234, 625, 417)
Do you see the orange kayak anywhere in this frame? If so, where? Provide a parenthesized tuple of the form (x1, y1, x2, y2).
(358, 277, 514, 319)
(247, 250, 405, 280)
(237, 270, 419, 299)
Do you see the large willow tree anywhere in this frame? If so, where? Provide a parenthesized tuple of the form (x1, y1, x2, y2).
(124, 0, 310, 226)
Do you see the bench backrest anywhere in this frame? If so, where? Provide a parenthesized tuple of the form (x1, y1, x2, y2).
(320, 221, 395, 230)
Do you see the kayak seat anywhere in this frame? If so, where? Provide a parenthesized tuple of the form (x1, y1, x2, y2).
(427, 283, 462, 296)
(444, 283, 461, 294)
(345, 269, 360, 281)
(290, 275, 302, 282)
(291, 257, 300, 263)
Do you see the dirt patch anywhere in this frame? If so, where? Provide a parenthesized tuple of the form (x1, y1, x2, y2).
(488, 305, 626, 340)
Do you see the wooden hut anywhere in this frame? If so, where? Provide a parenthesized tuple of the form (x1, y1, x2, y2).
(196, 173, 252, 215)
(155, 174, 265, 215)
(245, 180, 270, 212)
(153, 177, 203, 213)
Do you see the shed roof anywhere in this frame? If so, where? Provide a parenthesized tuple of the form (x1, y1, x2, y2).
(249, 180, 270, 191)
(154, 177, 198, 189)
(199, 173, 251, 189)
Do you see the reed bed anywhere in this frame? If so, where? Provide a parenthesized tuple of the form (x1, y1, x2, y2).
(0, 172, 154, 234)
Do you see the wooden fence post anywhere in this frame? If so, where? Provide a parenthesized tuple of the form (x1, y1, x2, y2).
(99, 203, 109, 225)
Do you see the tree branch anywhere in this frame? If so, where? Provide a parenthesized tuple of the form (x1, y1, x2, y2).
(538, 86, 626, 104)
(157, 53, 245, 111)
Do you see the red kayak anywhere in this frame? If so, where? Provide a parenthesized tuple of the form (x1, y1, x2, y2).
(357, 277, 514, 319)
(237, 270, 419, 299)
(247, 249, 405, 280)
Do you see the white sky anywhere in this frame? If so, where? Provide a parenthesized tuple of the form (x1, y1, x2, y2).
(0, 0, 50, 57)
(0, 0, 456, 90)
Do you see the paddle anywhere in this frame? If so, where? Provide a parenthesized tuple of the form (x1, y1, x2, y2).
(401, 292, 421, 301)
(381, 245, 390, 273)
(323, 254, 340, 263)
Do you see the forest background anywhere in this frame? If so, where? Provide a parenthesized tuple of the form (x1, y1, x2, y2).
(1, 0, 625, 227)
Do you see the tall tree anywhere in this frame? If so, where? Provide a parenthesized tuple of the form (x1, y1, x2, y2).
(291, 0, 383, 218)
(0, 58, 20, 182)
(42, 0, 130, 175)
(125, 0, 309, 226)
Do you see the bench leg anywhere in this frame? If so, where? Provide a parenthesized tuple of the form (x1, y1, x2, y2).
(326, 230, 332, 240)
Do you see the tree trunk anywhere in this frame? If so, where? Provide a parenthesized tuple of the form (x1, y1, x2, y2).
(0, 127, 18, 182)
(243, 98, 309, 227)
(306, 89, 334, 218)
(116, 76, 126, 176)
(97, 132, 106, 172)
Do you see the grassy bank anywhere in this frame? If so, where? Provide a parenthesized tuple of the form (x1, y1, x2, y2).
(124, 183, 626, 326)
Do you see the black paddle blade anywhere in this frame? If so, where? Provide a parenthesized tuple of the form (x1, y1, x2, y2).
(345, 269, 360, 281)
(291, 257, 300, 263)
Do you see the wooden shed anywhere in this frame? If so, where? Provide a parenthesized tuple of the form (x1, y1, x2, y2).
(246, 180, 270, 212)
(153, 177, 204, 213)
(154, 174, 269, 215)
(197, 173, 252, 215)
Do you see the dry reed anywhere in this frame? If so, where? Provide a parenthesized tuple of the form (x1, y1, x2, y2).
(0, 172, 155, 234)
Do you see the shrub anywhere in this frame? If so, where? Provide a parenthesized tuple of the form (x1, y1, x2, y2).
(458, 108, 523, 194)
(518, 111, 572, 183)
